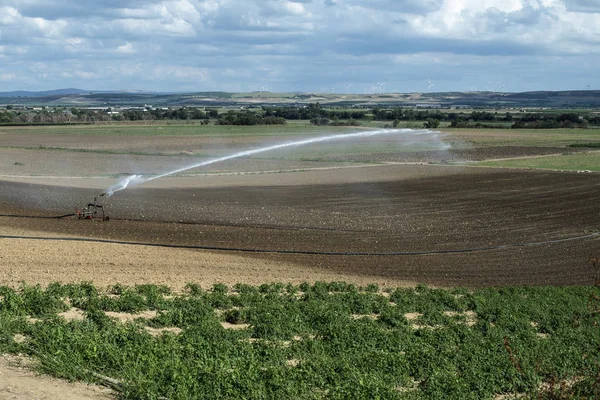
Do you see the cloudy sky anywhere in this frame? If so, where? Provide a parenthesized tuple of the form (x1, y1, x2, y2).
(0, 0, 598, 93)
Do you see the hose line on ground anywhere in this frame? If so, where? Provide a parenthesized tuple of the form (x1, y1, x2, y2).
(0, 232, 598, 256)
(0, 213, 76, 219)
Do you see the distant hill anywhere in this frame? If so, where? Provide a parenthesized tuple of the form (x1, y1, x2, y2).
(0, 89, 599, 108)
(0, 88, 89, 98)
(0, 88, 162, 98)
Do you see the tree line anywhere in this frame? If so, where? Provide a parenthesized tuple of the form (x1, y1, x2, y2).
(0, 105, 598, 128)
(216, 111, 286, 126)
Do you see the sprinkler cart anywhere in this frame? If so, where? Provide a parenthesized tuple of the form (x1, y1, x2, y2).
(76, 193, 109, 221)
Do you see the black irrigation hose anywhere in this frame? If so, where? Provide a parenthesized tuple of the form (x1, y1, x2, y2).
(0, 213, 76, 219)
(0, 231, 599, 256)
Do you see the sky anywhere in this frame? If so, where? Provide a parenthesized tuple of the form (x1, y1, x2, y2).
(0, 0, 598, 93)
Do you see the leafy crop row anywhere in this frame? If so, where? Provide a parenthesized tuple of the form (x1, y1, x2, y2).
(0, 282, 598, 399)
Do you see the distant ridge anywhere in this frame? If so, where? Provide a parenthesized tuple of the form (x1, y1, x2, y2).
(0, 88, 160, 98)
(0, 89, 599, 108)
(0, 88, 89, 98)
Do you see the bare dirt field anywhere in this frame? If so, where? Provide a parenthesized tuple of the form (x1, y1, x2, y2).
(330, 145, 586, 163)
(1, 148, 599, 288)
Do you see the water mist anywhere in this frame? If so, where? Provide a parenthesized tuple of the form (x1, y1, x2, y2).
(101, 128, 449, 196)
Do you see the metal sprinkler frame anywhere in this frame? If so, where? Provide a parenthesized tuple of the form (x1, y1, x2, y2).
(76, 194, 109, 221)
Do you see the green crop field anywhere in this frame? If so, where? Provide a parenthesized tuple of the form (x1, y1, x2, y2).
(479, 151, 600, 172)
(0, 123, 361, 137)
(1, 282, 599, 399)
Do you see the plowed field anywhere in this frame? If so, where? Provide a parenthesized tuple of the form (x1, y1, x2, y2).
(2, 160, 598, 287)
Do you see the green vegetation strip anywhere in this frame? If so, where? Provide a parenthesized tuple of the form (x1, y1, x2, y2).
(1, 282, 599, 399)
(0, 145, 213, 158)
(479, 152, 600, 172)
(0, 124, 357, 137)
(570, 143, 600, 148)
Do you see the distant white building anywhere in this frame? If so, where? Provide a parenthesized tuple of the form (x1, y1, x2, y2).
(416, 104, 442, 109)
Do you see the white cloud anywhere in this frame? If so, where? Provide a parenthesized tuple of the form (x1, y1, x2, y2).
(116, 17, 196, 36)
(0, 6, 21, 24)
(116, 42, 136, 54)
(0, 0, 598, 91)
(73, 70, 101, 79)
(152, 65, 209, 80)
(0, 72, 17, 81)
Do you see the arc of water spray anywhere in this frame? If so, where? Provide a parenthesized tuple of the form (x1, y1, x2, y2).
(102, 128, 447, 196)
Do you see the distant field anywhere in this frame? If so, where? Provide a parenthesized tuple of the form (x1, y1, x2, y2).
(4, 123, 600, 165)
(446, 128, 600, 148)
(0, 123, 359, 137)
(2, 122, 599, 146)
(275, 144, 434, 162)
(0, 120, 448, 134)
(479, 151, 600, 171)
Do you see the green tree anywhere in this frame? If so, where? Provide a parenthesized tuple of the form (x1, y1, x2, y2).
(424, 118, 440, 129)
(0, 111, 15, 123)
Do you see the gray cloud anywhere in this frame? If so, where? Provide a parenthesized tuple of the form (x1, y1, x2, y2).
(334, 33, 542, 57)
(565, 0, 600, 13)
(347, 0, 443, 14)
(0, 0, 598, 92)
(5, 0, 166, 20)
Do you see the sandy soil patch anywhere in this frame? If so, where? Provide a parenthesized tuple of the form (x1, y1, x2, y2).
(0, 354, 113, 400)
(12, 335, 28, 344)
(351, 314, 378, 320)
(104, 310, 158, 323)
(220, 322, 250, 330)
(286, 359, 300, 367)
(58, 307, 86, 322)
(0, 232, 406, 290)
(404, 313, 422, 321)
(444, 311, 477, 326)
(144, 327, 183, 336)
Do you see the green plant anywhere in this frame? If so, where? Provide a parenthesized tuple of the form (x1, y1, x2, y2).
(0, 282, 598, 399)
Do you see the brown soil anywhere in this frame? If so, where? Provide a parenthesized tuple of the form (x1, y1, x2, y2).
(104, 310, 158, 323)
(57, 308, 86, 322)
(0, 131, 297, 153)
(1, 147, 368, 178)
(0, 233, 406, 290)
(144, 327, 183, 336)
(3, 130, 583, 178)
(1, 131, 600, 289)
(0, 354, 112, 400)
(221, 322, 251, 330)
(331, 146, 585, 163)
(1, 162, 599, 287)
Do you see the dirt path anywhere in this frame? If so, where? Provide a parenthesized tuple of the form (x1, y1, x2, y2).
(0, 355, 112, 400)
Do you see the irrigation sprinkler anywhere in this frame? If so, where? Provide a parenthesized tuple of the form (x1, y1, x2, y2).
(76, 193, 109, 221)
